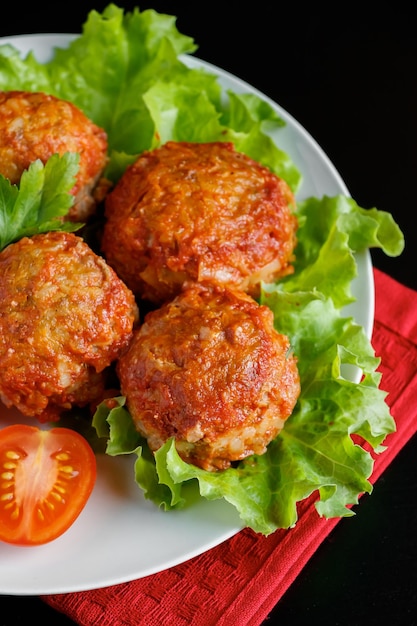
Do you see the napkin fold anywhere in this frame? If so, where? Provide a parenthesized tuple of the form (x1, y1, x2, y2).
(43, 268, 417, 626)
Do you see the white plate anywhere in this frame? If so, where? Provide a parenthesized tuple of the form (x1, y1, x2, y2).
(0, 34, 374, 595)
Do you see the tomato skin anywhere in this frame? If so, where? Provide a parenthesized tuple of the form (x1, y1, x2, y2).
(0, 424, 96, 546)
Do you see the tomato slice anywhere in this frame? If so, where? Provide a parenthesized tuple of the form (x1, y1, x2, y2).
(0, 424, 96, 546)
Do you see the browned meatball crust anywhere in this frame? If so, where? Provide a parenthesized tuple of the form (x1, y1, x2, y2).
(117, 282, 300, 471)
(0, 231, 139, 422)
(101, 141, 298, 305)
(0, 90, 109, 221)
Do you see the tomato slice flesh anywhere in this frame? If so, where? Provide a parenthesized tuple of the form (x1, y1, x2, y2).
(0, 424, 96, 546)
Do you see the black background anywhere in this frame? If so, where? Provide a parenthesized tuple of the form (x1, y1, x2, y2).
(1, 3, 416, 625)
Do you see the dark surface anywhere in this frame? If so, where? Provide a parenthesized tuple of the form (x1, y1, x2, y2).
(1, 3, 416, 625)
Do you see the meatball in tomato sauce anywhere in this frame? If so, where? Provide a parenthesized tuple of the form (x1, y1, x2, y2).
(0, 90, 109, 222)
(0, 231, 138, 422)
(117, 281, 300, 471)
(101, 141, 298, 305)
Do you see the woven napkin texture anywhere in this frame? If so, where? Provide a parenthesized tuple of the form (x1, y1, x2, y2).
(43, 268, 417, 626)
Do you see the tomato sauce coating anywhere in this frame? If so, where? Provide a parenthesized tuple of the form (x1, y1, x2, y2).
(0, 90, 109, 221)
(117, 282, 300, 471)
(101, 141, 298, 304)
(0, 232, 139, 421)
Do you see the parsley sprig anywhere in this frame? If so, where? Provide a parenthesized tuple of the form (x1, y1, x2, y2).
(0, 152, 82, 251)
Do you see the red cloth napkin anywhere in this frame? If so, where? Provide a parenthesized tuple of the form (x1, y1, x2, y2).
(43, 268, 417, 626)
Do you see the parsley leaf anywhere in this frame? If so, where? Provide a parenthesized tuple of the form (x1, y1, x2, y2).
(0, 152, 82, 251)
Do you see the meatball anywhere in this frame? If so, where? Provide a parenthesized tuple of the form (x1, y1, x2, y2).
(0, 231, 139, 422)
(0, 90, 109, 222)
(101, 141, 298, 305)
(117, 281, 300, 471)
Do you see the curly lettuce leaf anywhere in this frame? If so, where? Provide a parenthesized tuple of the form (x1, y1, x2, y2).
(0, 44, 51, 91)
(93, 195, 402, 534)
(279, 195, 405, 307)
(0, 4, 301, 190)
(0, 153, 81, 251)
(93, 397, 184, 506)
(294, 195, 404, 269)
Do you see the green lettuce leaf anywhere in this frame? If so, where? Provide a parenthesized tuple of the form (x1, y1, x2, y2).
(92, 396, 184, 506)
(0, 3, 301, 190)
(280, 195, 405, 307)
